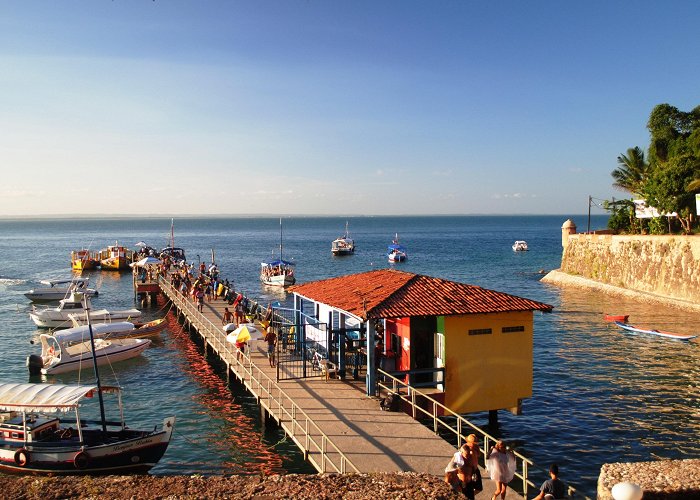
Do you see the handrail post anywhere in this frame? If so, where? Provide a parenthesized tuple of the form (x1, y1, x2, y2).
(523, 460, 528, 498)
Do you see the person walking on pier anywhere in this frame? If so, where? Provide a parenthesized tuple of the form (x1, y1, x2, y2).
(196, 286, 204, 313)
(486, 440, 516, 500)
(264, 328, 277, 367)
(222, 307, 233, 326)
(533, 463, 567, 500)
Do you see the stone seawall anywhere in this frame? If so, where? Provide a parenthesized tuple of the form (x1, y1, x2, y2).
(555, 234, 700, 306)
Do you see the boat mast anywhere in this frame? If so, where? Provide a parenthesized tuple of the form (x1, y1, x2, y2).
(82, 295, 108, 434)
(170, 218, 175, 249)
(279, 217, 283, 262)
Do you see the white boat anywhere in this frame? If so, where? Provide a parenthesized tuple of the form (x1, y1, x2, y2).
(26, 327, 151, 375)
(387, 234, 407, 263)
(24, 278, 98, 302)
(261, 218, 296, 287)
(29, 291, 141, 329)
(331, 221, 355, 256)
(512, 240, 529, 252)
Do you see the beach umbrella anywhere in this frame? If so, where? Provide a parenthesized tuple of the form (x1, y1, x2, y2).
(225, 323, 263, 344)
(130, 256, 162, 268)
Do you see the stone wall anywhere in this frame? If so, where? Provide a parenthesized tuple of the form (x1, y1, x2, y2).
(598, 459, 700, 499)
(559, 234, 700, 305)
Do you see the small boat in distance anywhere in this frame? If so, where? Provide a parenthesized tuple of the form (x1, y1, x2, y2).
(98, 242, 134, 271)
(29, 291, 141, 329)
(512, 240, 529, 252)
(71, 249, 99, 271)
(24, 278, 98, 302)
(614, 321, 698, 341)
(387, 234, 407, 263)
(261, 218, 296, 287)
(331, 221, 355, 256)
(604, 314, 629, 323)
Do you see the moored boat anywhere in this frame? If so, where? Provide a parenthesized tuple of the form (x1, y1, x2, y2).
(604, 314, 629, 323)
(0, 382, 174, 474)
(331, 222, 355, 256)
(98, 242, 134, 271)
(24, 278, 98, 302)
(614, 321, 698, 341)
(387, 234, 407, 263)
(512, 240, 529, 252)
(29, 291, 141, 329)
(71, 249, 100, 271)
(261, 218, 296, 287)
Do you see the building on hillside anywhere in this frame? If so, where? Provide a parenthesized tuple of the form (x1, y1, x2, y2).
(289, 269, 552, 416)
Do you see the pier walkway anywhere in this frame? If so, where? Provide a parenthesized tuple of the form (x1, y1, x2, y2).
(159, 278, 520, 498)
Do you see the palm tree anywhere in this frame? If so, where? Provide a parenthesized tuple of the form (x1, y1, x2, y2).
(612, 146, 650, 195)
(687, 178, 700, 192)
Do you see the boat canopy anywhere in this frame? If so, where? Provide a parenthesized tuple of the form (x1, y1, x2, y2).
(53, 321, 135, 344)
(39, 278, 89, 286)
(387, 244, 406, 252)
(261, 259, 295, 267)
(0, 382, 119, 413)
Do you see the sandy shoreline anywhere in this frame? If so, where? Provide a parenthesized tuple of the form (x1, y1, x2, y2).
(540, 270, 700, 313)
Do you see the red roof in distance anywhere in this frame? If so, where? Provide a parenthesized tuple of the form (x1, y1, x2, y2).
(290, 269, 553, 320)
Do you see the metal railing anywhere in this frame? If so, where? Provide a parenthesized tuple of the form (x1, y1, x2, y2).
(378, 369, 590, 500)
(159, 278, 360, 474)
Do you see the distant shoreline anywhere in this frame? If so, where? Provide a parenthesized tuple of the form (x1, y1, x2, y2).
(541, 269, 700, 313)
(0, 213, 599, 220)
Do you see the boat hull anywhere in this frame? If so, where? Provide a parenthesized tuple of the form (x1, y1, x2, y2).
(0, 418, 174, 475)
(30, 309, 142, 329)
(24, 289, 98, 302)
(614, 321, 698, 341)
(100, 257, 130, 271)
(261, 274, 296, 287)
(40, 339, 151, 375)
(604, 314, 629, 323)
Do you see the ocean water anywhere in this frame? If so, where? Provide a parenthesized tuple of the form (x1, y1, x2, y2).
(0, 215, 698, 496)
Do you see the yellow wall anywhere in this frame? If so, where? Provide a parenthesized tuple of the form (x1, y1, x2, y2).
(443, 311, 533, 414)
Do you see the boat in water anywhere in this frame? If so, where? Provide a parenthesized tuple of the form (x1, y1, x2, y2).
(29, 291, 141, 329)
(26, 326, 152, 376)
(261, 218, 296, 287)
(512, 240, 529, 252)
(604, 313, 629, 323)
(614, 321, 698, 341)
(71, 249, 99, 271)
(24, 278, 98, 302)
(98, 242, 134, 271)
(331, 222, 355, 256)
(387, 234, 407, 263)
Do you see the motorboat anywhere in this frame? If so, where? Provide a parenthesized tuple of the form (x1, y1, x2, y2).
(26, 327, 152, 376)
(614, 321, 698, 341)
(512, 240, 529, 252)
(24, 278, 98, 302)
(98, 242, 134, 271)
(29, 291, 141, 329)
(159, 247, 186, 265)
(66, 317, 167, 338)
(261, 218, 296, 287)
(604, 314, 629, 323)
(387, 234, 407, 263)
(70, 249, 99, 271)
(3, 290, 174, 475)
(331, 221, 355, 256)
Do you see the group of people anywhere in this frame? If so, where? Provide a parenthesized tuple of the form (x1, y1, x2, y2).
(445, 436, 567, 500)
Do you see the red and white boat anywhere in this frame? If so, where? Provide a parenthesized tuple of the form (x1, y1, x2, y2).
(614, 321, 698, 342)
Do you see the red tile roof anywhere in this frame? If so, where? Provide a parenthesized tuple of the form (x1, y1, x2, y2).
(290, 269, 553, 320)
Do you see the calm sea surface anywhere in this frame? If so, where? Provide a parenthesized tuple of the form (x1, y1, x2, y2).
(0, 215, 698, 495)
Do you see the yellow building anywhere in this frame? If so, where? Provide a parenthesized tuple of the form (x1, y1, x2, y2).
(291, 269, 552, 417)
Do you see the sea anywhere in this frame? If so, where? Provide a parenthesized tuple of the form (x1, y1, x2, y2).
(0, 215, 698, 496)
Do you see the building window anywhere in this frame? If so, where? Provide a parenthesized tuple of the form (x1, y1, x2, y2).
(502, 326, 525, 333)
(468, 328, 492, 336)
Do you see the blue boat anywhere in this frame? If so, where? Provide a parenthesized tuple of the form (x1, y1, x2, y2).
(387, 234, 407, 263)
(614, 321, 698, 341)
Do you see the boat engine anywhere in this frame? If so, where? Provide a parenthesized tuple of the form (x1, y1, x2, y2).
(26, 355, 44, 375)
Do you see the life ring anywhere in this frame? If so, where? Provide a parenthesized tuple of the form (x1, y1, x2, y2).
(14, 448, 30, 467)
(47, 347, 55, 356)
(73, 451, 90, 469)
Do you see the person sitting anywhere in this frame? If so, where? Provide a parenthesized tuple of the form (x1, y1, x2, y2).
(533, 463, 568, 500)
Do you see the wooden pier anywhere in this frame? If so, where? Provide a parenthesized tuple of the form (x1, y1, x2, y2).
(159, 278, 523, 498)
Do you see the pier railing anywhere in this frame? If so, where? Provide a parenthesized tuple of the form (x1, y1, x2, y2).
(377, 369, 590, 500)
(159, 278, 360, 474)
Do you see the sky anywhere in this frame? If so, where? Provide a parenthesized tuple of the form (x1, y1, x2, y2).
(1, 1, 699, 217)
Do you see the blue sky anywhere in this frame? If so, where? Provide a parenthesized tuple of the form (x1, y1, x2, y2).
(2, 1, 699, 216)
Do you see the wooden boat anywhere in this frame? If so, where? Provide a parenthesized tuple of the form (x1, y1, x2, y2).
(331, 221, 355, 256)
(71, 249, 99, 271)
(98, 242, 134, 271)
(0, 383, 174, 474)
(387, 234, 407, 263)
(604, 314, 629, 323)
(614, 321, 698, 341)
(261, 218, 296, 287)
(24, 278, 98, 302)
